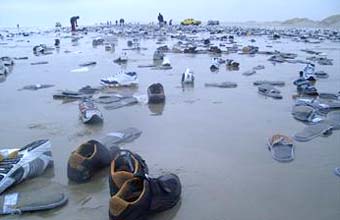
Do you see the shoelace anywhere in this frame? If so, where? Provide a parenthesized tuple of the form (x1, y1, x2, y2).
(0, 155, 23, 174)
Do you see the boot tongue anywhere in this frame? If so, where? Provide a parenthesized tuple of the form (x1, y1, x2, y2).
(112, 172, 134, 189)
(111, 151, 137, 188)
(115, 152, 135, 173)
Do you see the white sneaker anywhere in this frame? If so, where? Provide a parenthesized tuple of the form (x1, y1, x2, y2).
(210, 57, 220, 70)
(114, 52, 128, 64)
(303, 63, 315, 79)
(0, 61, 8, 76)
(162, 57, 171, 67)
(101, 71, 138, 87)
(181, 68, 195, 84)
(79, 98, 103, 123)
(153, 50, 164, 60)
(0, 140, 53, 194)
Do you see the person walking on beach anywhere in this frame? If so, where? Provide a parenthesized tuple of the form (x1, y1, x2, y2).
(119, 18, 125, 26)
(70, 16, 80, 32)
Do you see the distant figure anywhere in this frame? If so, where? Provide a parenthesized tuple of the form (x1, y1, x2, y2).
(17, 24, 20, 30)
(158, 13, 164, 27)
(169, 19, 173, 26)
(299, 71, 304, 78)
(119, 18, 125, 26)
(158, 13, 164, 23)
(70, 16, 80, 32)
(115, 20, 118, 26)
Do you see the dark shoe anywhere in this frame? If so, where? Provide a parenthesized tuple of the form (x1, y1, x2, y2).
(147, 83, 165, 104)
(109, 150, 148, 196)
(67, 140, 119, 183)
(109, 174, 181, 220)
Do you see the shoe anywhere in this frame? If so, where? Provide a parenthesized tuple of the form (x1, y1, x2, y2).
(181, 68, 195, 84)
(109, 149, 148, 196)
(303, 63, 315, 79)
(79, 98, 103, 124)
(267, 134, 294, 162)
(258, 84, 282, 99)
(0, 57, 14, 66)
(113, 52, 128, 64)
(210, 57, 220, 71)
(101, 72, 138, 87)
(226, 59, 239, 68)
(67, 140, 119, 183)
(147, 83, 165, 104)
(0, 140, 53, 194)
(109, 174, 181, 220)
(153, 50, 164, 61)
(0, 61, 8, 76)
(161, 57, 171, 67)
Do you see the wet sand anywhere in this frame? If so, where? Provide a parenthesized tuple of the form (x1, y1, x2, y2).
(1, 30, 340, 220)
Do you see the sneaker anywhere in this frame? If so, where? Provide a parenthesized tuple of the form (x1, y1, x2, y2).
(101, 72, 138, 87)
(181, 68, 195, 84)
(67, 140, 119, 183)
(147, 83, 165, 104)
(226, 59, 239, 68)
(0, 61, 8, 76)
(303, 63, 315, 79)
(161, 57, 171, 67)
(0, 140, 53, 194)
(109, 150, 148, 196)
(153, 50, 164, 61)
(109, 174, 181, 220)
(113, 52, 128, 64)
(210, 57, 220, 71)
(0, 57, 14, 66)
(79, 98, 103, 124)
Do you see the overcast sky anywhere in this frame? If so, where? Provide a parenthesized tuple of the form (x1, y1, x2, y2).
(1, 0, 339, 27)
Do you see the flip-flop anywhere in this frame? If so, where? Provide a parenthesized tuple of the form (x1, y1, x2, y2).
(95, 95, 122, 104)
(267, 134, 294, 162)
(326, 111, 340, 129)
(100, 128, 142, 147)
(294, 121, 333, 142)
(205, 82, 237, 88)
(0, 183, 67, 215)
(253, 80, 285, 86)
(103, 97, 138, 110)
(258, 84, 282, 99)
(292, 105, 318, 122)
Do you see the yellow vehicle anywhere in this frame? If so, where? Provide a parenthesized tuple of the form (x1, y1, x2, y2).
(181, 18, 201, 26)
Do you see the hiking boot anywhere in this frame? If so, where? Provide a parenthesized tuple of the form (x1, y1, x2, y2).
(109, 150, 148, 196)
(67, 140, 119, 183)
(109, 174, 181, 220)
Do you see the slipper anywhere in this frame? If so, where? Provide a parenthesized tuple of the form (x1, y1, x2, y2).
(267, 134, 294, 162)
(326, 111, 340, 129)
(253, 80, 285, 87)
(258, 84, 282, 99)
(100, 128, 142, 147)
(0, 184, 67, 215)
(95, 95, 121, 104)
(292, 105, 319, 122)
(103, 97, 138, 110)
(205, 82, 237, 88)
(294, 121, 333, 142)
